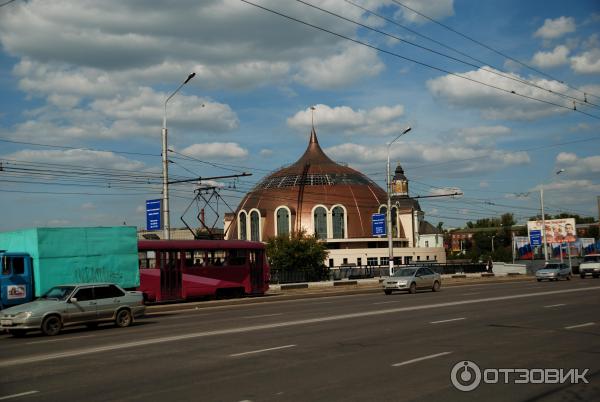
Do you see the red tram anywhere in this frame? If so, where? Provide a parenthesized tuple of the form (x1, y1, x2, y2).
(137, 240, 269, 302)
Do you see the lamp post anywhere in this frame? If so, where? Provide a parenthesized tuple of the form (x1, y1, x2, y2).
(540, 169, 565, 262)
(386, 126, 411, 276)
(491, 235, 496, 253)
(162, 72, 196, 240)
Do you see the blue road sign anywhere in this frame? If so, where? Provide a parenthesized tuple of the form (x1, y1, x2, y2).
(146, 199, 161, 231)
(529, 229, 542, 246)
(372, 213, 386, 236)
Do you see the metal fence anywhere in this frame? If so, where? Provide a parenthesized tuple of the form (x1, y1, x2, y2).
(270, 262, 488, 284)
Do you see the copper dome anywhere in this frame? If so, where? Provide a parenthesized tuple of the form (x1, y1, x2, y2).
(228, 128, 392, 240)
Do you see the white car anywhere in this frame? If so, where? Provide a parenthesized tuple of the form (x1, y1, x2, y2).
(579, 254, 600, 279)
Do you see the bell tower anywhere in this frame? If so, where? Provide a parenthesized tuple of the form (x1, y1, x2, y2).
(391, 164, 409, 198)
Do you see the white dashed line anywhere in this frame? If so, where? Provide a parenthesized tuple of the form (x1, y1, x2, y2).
(544, 304, 566, 308)
(565, 322, 595, 330)
(430, 317, 466, 324)
(229, 344, 296, 357)
(242, 313, 283, 319)
(0, 391, 39, 400)
(392, 352, 453, 367)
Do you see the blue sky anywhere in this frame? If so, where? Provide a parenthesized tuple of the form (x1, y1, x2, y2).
(0, 0, 599, 232)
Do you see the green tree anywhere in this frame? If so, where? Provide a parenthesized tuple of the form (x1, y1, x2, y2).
(266, 230, 329, 281)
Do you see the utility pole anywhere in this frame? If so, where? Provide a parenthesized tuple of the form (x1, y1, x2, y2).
(540, 187, 549, 262)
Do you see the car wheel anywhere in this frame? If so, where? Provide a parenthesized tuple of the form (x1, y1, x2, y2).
(580, 274, 586, 279)
(115, 309, 132, 328)
(566, 274, 571, 280)
(409, 282, 417, 294)
(41, 315, 62, 336)
(537, 278, 541, 282)
(432, 281, 440, 292)
(9, 329, 27, 337)
(593, 275, 600, 279)
(384, 289, 392, 295)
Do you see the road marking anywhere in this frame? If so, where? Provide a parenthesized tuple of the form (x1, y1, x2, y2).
(0, 391, 39, 400)
(392, 352, 453, 367)
(544, 304, 566, 308)
(26, 335, 96, 345)
(565, 322, 595, 330)
(461, 292, 480, 296)
(430, 317, 466, 324)
(242, 313, 283, 319)
(372, 301, 400, 305)
(230, 344, 296, 357)
(2, 285, 599, 368)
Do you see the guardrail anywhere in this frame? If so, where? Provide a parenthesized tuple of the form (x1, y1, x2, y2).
(270, 262, 489, 284)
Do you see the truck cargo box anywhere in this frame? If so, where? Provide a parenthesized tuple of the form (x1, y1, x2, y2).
(0, 226, 139, 297)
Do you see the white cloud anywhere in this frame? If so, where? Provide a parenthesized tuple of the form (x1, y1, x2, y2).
(2, 149, 147, 171)
(531, 45, 570, 68)
(81, 202, 96, 210)
(571, 48, 600, 74)
(287, 103, 405, 136)
(294, 45, 384, 89)
(324, 141, 530, 177)
(429, 187, 462, 196)
(457, 125, 511, 146)
(426, 67, 572, 120)
(180, 142, 248, 159)
(479, 181, 489, 188)
(394, 0, 454, 24)
(260, 149, 274, 157)
(534, 16, 576, 40)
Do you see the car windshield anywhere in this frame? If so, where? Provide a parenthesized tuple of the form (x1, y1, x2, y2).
(393, 268, 417, 277)
(39, 286, 75, 301)
(545, 264, 561, 269)
(583, 256, 599, 263)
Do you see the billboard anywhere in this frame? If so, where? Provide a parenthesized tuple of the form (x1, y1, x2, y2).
(372, 213, 386, 236)
(527, 218, 577, 244)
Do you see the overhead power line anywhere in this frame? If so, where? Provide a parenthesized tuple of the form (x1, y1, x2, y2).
(340, 0, 599, 109)
(390, 0, 600, 100)
(240, 0, 600, 120)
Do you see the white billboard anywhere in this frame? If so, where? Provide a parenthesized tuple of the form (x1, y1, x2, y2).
(527, 218, 577, 244)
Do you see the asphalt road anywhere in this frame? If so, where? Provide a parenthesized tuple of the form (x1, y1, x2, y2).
(0, 278, 599, 402)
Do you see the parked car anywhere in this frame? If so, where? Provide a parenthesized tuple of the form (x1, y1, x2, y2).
(0, 283, 145, 337)
(382, 266, 441, 295)
(535, 263, 571, 282)
(579, 254, 600, 279)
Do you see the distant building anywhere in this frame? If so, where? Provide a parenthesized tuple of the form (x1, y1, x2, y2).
(224, 128, 445, 266)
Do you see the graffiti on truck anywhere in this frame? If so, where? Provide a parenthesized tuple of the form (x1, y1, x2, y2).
(73, 266, 124, 284)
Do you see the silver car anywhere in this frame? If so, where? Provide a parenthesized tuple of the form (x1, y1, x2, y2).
(0, 283, 145, 337)
(383, 266, 441, 295)
(535, 263, 572, 282)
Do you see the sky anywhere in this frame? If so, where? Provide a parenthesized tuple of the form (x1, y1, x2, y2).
(0, 0, 599, 233)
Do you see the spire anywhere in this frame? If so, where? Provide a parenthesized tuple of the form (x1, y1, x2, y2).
(309, 126, 318, 144)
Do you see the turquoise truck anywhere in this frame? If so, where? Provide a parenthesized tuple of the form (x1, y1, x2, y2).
(0, 226, 140, 309)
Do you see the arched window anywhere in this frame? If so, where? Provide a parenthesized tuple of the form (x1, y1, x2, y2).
(332, 206, 345, 239)
(379, 205, 387, 215)
(313, 206, 327, 239)
(276, 207, 290, 236)
(238, 211, 247, 240)
(250, 210, 260, 241)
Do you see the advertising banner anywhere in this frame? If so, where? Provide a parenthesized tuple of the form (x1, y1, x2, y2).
(527, 218, 577, 244)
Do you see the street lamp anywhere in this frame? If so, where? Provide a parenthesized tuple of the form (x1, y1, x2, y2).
(386, 126, 411, 276)
(491, 235, 496, 253)
(540, 168, 565, 262)
(162, 72, 196, 240)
